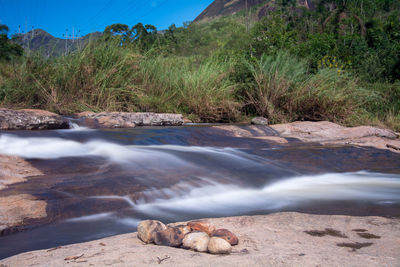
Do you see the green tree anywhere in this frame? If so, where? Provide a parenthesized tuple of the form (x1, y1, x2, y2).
(0, 24, 23, 61)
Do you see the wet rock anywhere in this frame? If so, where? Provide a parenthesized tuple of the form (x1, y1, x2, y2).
(137, 220, 167, 244)
(153, 226, 186, 247)
(76, 112, 184, 128)
(212, 229, 239, 245)
(207, 237, 232, 254)
(0, 194, 47, 232)
(187, 220, 216, 236)
(182, 232, 210, 252)
(0, 155, 43, 190)
(251, 117, 269, 125)
(0, 108, 69, 130)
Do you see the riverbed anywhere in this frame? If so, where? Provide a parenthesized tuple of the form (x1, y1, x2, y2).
(0, 124, 399, 259)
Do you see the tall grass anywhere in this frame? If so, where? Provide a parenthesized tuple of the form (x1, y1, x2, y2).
(243, 52, 377, 125)
(136, 56, 240, 122)
(0, 40, 240, 121)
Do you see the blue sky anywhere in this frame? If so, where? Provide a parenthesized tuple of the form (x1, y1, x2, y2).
(0, 0, 213, 38)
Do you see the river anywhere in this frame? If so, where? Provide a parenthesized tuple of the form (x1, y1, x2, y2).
(0, 124, 399, 259)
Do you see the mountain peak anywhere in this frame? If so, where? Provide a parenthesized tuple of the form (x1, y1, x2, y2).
(194, 0, 316, 22)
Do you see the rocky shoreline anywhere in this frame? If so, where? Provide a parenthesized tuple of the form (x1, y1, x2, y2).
(1, 212, 399, 266)
(0, 108, 184, 130)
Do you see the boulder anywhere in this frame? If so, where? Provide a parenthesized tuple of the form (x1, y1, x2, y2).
(137, 220, 167, 244)
(212, 229, 239, 245)
(207, 237, 232, 254)
(153, 226, 186, 247)
(182, 232, 210, 252)
(251, 117, 269, 125)
(0, 109, 69, 130)
(187, 220, 216, 236)
(76, 112, 184, 128)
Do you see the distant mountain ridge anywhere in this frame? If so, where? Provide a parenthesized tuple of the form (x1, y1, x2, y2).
(12, 29, 102, 57)
(195, 0, 316, 22)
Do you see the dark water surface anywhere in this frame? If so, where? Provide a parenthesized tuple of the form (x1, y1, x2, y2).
(0, 125, 400, 259)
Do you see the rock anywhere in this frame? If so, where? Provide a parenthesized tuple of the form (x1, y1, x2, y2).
(212, 229, 238, 245)
(153, 226, 186, 247)
(137, 220, 167, 244)
(0, 194, 47, 233)
(0, 155, 43, 190)
(172, 224, 191, 236)
(270, 121, 398, 141)
(207, 237, 232, 254)
(76, 112, 184, 128)
(0, 108, 69, 130)
(187, 220, 216, 236)
(251, 117, 269, 125)
(182, 232, 210, 252)
(183, 117, 193, 123)
(2, 213, 400, 266)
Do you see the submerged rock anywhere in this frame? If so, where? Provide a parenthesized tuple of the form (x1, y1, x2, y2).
(182, 232, 210, 252)
(0, 109, 69, 130)
(212, 229, 238, 245)
(207, 237, 232, 254)
(251, 117, 269, 125)
(153, 226, 186, 247)
(76, 112, 184, 128)
(137, 220, 167, 244)
(187, 220, 216, 236)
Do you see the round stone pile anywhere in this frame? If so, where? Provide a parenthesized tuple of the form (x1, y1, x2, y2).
(137, 219, 238, 255)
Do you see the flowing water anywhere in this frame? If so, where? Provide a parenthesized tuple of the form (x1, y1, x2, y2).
(0, 124, 400, 259)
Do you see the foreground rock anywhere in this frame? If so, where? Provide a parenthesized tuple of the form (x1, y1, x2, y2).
(0, 109, 69, 130)
(187, 220, 216, 236)
(137, 220, 167, 244)
(207, 236, 232, 254)
(182, 232, 210, 252)
(153, 227, 187, 247)
(214, 121, 400, 153)
(212, 228, 239, 245)
(2, 212, 399, 266)
(76, 112, 184, 128)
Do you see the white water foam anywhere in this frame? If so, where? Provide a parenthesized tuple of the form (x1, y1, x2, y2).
(0, 134, 260, 168)
(129, 171, 400, 218)
(66, 212, 113, 222)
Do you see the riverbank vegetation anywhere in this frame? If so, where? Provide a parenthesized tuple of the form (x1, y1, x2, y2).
(0, 0, 399, 129)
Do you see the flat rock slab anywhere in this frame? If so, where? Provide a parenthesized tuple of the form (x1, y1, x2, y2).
(0, 194, 47, 233)
(76, 112, 184, 128)
(2, 212, 399, 266)
(0, 155, 43, 190)
(213, 122, 400, 153)
(0, 109, 69, 130)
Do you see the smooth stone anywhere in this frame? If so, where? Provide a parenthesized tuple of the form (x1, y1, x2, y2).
(251, 117, 269, 125)
(137, 220, 167, 244)
(207, 237, 232, 254)
(187, 220, 216, 236)
(153, 226, 186, 247)
(182, 232, 210, 252)
(212, 228, 239, 245)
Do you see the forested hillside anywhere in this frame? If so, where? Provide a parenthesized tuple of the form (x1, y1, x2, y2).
(0, 0, 399, 129)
